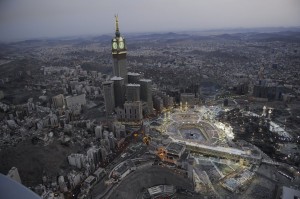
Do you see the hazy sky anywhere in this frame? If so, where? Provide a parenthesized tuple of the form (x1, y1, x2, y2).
(0, 0, 299, 41)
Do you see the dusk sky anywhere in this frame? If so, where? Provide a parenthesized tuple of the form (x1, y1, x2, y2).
(0, 0, 300, 41)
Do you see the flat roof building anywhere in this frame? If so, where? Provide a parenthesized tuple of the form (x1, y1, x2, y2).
(111, 76, 125, 108)
(103, 81, 115, 115)
(128, 72, 141, 84)
(139, 79, 153, 114)
(166, 142, 186, 159)
(147, 185, 175, 199)
(126, 84, 140, 101)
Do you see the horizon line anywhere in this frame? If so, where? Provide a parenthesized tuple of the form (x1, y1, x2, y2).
(1, 25, 300, 43)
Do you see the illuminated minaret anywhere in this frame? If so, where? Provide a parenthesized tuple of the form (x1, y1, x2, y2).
(111, 15, 128, 83)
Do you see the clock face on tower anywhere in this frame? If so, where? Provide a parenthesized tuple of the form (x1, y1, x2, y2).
(119, 41, 124, 49)
(112, 42, 118, 49)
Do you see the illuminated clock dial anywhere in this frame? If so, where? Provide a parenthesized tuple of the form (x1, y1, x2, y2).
(119, 41, 124, 49)
(112, 42, 118, 49)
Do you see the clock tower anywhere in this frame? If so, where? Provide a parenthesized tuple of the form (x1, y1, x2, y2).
(112, 15, 128, 83)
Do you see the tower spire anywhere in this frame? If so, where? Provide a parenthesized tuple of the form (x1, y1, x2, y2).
(115, 15, 120, 37)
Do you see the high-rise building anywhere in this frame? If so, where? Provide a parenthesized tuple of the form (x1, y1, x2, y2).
(67, 171, 82, 189)
(68, 154, 86, 169)
(127, 72, 141, 84)
(180, 93, 198, 106)
(113, 122, 126, 139)
(139, 79, 153, 114)
(87, 147, 101, 168)
(58, 176, 68, 192)
(252, 82, 284, 101)
(126, 84, 140, 101)
(153, 90, 174, 109)
(108, 132, 117, 150)
(153, 95, 164, 112)
(100, 146, 108, 162)
(0, 90, 4, 100)
(112, 15, 128, 83)
(111, 76, 125, 108)
(103, 81, 115, 114)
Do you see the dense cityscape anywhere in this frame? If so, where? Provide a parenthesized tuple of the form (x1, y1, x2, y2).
(1, 11, 300, 199)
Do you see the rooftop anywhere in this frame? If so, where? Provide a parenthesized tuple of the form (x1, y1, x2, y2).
(111, 76, 124, 81)
(127, 72, 140, 76)
(170, 136, 249, 157)
(93, 167, 105, 176)
(166, 142, 185, 155)
(84, 175, 96, 184)
(147, 185, 175, 196)
(127, 83, 140, 87)
(139, 79, 152, 82)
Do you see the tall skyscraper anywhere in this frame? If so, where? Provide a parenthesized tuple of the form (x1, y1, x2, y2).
(139, 79, 153, 114)
(103, 81, 115, 114)
(111, 76, 125, 108)
(112, 15, 128, 83)
(126, 84, 140, 101)
(87, 146, 101, 168)
(128, 72, 141, 84)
